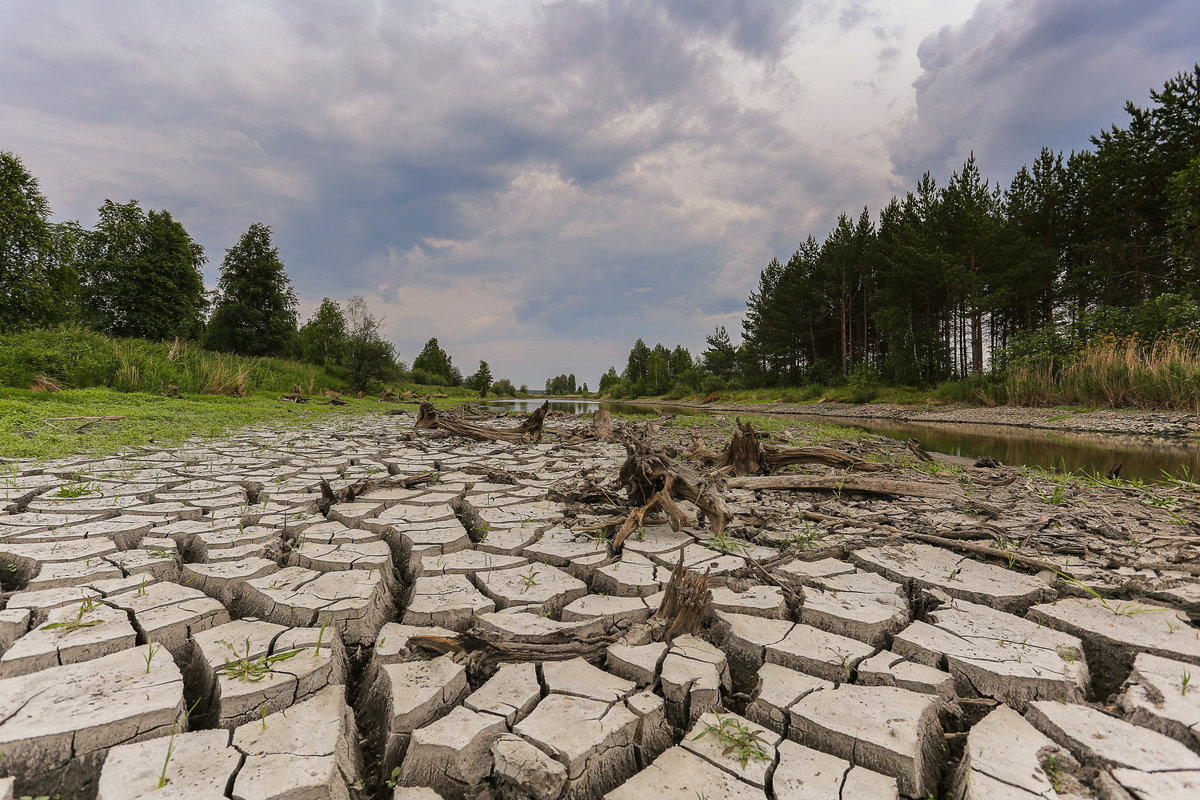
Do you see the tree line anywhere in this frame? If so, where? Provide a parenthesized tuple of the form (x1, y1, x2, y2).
(0, 153, 516, 394)
(598, 63, 1200, 397)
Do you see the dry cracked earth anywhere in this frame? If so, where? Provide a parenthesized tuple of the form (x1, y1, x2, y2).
(2, 407, 1200, 800)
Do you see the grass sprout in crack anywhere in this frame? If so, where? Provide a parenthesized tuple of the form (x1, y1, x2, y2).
(213, 637, 304, 682)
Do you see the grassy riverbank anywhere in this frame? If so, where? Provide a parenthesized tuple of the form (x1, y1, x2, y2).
(604, 336, 1200, 412)
(0, 327, 343, 395)
(0, 388, 477, 462)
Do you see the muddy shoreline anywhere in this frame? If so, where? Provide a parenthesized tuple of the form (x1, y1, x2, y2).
(630, 398, 1200, 439)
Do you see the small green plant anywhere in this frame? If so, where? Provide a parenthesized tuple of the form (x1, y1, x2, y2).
(40, 602, 104, 633)
(54, 478, 98, 498)
(1043, 753, 1062, 793)
(693, 714, 771, 769)
(1053, 570, 1155, 617)
(518, 568, 539, 591)
(314, 616, 329, 657)
(634, 527, 646, 541)
(706, 532, 741, 555)
(826, 647, 854, 682)
(143, 642, 160, 673)
(213, 638, 304, 681)
(385, 766, 402, 789)
(783, 523, 825, 550)
(155, 719, 180, 789)
(259, 700, 268, 730)
(1183, 669, 1192, 696)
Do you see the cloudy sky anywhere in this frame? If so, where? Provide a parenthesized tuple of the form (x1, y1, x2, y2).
(3, 0, 1198, 386)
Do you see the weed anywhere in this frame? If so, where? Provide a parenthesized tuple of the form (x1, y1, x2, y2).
(1183, 669, 1192, 696)
(385, 766, 402, 789)
(314, 616, 329, 657)
(826, 647, 854, 682)
(143, 642, 160, 674)
(1043, 753, 1062, 793)
(54, 478, 97, 498)
(705, 532, 742, 555)
(40, 602, 104, 633)
(1054, 570, 1155, 617)
(693, 714, 771, 769)
(783, 524, 826, 550)
(213, 638, 304, 681)
(518, 568, 539, 591)
(156, 718, 180, 789)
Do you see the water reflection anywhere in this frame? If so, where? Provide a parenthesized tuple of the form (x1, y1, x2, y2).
(486, 399, 1199, 484)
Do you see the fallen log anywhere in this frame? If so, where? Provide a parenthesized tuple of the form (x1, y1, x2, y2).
(414, 400, 549, 442)
(277, 393, 309, 403)
(763, 444, 886, 473)
(727, 474, 961, 500)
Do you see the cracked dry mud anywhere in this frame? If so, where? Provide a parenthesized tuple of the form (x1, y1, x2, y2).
(2, 406, 1200, 799)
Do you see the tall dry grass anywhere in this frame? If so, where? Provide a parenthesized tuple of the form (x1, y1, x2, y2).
(0, 327, 344, 395)
(1004, 332, 1200, 410)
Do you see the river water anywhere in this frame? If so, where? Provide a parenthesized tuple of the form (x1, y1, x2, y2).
(486, 399, 1200, 485)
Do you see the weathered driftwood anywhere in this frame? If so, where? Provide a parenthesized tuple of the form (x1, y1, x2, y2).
(278, 393, 309, 403)
(317, 471, 437, 515)
(618, 437, 730, 536)
(651, 552, 712, 640)
(764, 444, 886, 473)
(592, 409, 614, 441)
(722, 419, 767, 476)
(684, 419, 883, 475)
(727, 474, 960, 500)
(611, 474, 690, 552)
(407, 626, 618, 674)
(415, 400, 549, 442)
(906, 438, 934, 462)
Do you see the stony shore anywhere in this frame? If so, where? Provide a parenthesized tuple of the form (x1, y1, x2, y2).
(644, 398, 1200, 439)
(1, 406, 1199, 799)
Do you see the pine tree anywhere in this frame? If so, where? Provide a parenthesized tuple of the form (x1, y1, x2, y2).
(205, 223, 297, 356)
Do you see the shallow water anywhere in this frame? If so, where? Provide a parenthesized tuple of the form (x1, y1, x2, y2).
(487, 399, 1200, 484)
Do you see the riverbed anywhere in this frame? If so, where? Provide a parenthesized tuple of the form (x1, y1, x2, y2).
(488, 398, 1200, 484)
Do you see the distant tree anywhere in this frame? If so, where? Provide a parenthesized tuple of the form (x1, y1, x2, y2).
(466, 360, 493, 397)
(519, 383, 529, 394)
(206, 223, 297, 356)
(492, 378, 516, 396)
(297, 298, 347, 367)
(79, 200, 207, 340)
(0, 150, 69, 330)
(701, 326, 737, 377)
(544, 373, 574, 395)
(623, 338, 650, 389)
(598, 366, 620, 393)
(343, 296, 398, 391)
(411, 337, 457, 385)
